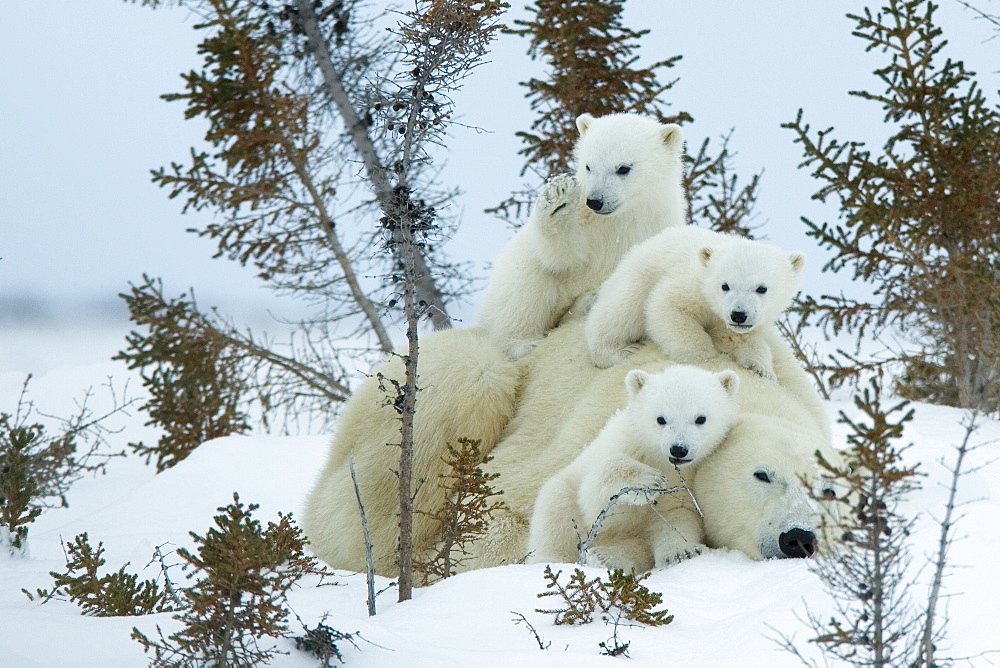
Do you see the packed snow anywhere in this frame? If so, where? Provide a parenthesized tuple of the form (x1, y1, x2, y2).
(1, 340, 998, 667)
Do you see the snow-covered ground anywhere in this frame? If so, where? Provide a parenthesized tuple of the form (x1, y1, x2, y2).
(1, 325, 998, 667)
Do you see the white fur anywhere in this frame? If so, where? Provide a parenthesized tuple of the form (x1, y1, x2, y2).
(528, 365, 740, 572)
(302, 307, 835, 577)
(479, 113, 686, 359)
(473, 322, 836, 571)
(585, 226, 806, 380)
(300, 327, 520, 576)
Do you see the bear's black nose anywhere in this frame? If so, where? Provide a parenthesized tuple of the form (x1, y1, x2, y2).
(669, 444, 688, 460)
(586, 198, 604, 212)
(730, 311, 748, 324)
(779, 528, 817, 558)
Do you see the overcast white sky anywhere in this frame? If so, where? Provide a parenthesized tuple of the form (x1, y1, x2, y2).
(1, 0, 996, 332)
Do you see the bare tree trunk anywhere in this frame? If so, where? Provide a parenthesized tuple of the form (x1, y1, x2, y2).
(392, 229, 420, 601)
(294, 0, 452, 331)
(284, 150, 396, 353)
(919, 411, 978, 666)
(349, 456, 377, 616)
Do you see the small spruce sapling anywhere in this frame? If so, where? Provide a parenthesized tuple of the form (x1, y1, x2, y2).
(132, 493, 325, 666)
(22, 533, 179, 617)
(535, 564, 673, 656)
(0, 422, 42, 556)
(536, 565, 673, 627)
(1, 376, 129, 557)
(777, 377, 922, 667)
(414, 438, 506, 585)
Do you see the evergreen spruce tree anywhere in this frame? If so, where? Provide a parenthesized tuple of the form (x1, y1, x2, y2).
(492, 0, 760, 238)
(511, 0, 690, 179)
(784, 0, 1000, 411)
(23, 533, 179, 616)
(414, 438, 506, 584)
(0, 420, 43, 555)
(778, 377, 922, 667)
(1, 378, 127, 556)
(132, 493, 321, 665)
(116, 277, 251, 472)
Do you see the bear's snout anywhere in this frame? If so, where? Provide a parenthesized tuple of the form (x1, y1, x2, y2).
(778, 528, 817, 558)
(730, 310, 748, 325)
(586, 197, 604, 212)
(668, 443, 689, 462)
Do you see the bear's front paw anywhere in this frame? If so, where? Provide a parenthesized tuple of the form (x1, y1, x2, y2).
(507, 339, 542, 360)
(617, 469, 668, 506)
(741, 358, 777, 382)
(590, 344, 641, 369)
(732, 339, 776, 381)
(533, 173, 581, 229)
(655, 545, 706, 568)
(582, 546, 640, 572)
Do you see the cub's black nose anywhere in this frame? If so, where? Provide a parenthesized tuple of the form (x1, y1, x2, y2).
(779, 528, 817, 558)
(586, 198, 604, 212)
(669, 444, 689, 460)
(730, 311, 748, 324)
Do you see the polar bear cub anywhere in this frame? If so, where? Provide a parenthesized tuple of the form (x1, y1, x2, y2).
(479, 112, 686, 359)
(586, 226, 806, 380)
(528, 364, 740, 572)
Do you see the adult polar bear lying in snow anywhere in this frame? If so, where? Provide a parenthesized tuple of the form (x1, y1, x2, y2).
(478, 112, 686, 359)
(469, 320, 835, 570)
(301, 314, 835, 576)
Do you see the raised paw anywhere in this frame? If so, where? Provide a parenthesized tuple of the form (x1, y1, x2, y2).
(731, 338, 776, 381)
(532, 173, 581, 230)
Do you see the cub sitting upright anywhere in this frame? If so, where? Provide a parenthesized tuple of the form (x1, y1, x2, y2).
(479, 112, 686, 359)
(527, 364, 739, 572)
(585, 226, 806, 380)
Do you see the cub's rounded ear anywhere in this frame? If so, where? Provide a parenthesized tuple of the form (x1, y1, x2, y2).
(576, 113, 596, 135)
(624, 369, 649, 397)
(699, 247, 713, 266)
(660, 123, 684, 148)
(717, 369, 740, 397)
(789, 251, 807, 272)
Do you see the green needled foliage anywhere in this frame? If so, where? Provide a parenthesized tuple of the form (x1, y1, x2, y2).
(784, 0, 1000, 411)
(132, 493, 326, 666)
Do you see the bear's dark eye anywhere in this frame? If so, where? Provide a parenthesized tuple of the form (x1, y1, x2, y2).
(753, 470, 772, 483)
(656, 416, 667, 425)
(756, 285, 768, 294)
(694, 415, 707, 425)
(616, 165, 632, 175)
(721, 283, 730, 292)
(585, 165, 591, 172)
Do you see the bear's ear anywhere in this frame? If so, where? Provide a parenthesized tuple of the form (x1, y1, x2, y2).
(624, 369, 648, 398)
(576, 113, 595, 135)
(699, 247, 713, 266)
(660, 123, 683, 148)
(789, 251, 807, 273)
(717, 370, 740, 398)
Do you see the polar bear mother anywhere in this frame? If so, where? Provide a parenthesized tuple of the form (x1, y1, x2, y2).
(301, 316, 835, 575)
